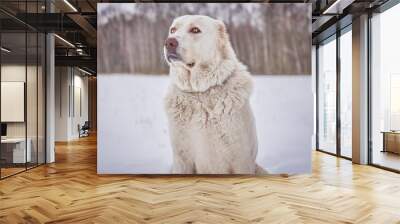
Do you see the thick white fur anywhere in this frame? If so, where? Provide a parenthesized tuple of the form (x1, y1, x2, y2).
(164, 15, 265, 174)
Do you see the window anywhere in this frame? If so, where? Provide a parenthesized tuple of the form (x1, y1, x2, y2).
(318, 36, 337, 154)
(370, 3, 400, 171)
(339, 28, 352, 158)
(317, 26, 353, 159)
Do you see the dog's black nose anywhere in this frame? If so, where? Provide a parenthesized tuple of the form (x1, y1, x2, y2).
(165, 38, 178, 51)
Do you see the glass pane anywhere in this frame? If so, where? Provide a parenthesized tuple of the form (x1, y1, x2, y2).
(318, 37, 337, 154)
(371, 4, 400, 171)
(27, 31, 38, 169)
(38, 33, 45, 165)
(26, 0, 38, 169)
(1, 31, 27, 177)
(340, 29, 352, 158)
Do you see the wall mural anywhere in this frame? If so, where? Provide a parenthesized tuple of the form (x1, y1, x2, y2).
(97, 3, 313, 175)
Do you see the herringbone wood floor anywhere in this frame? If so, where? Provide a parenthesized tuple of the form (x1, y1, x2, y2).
(1, 135, 400, 224)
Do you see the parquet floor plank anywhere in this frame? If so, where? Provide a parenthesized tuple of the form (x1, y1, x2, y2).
(0, 135, 399, 223)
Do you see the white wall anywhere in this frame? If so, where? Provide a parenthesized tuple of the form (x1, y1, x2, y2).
(55, 67, 89, 141)
(98, 74, 313, 174)
(55, 67, 70, 141)
(73, 73, 89, 137)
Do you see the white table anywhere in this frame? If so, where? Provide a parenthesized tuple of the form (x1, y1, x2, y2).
(1, 138, 31, 163)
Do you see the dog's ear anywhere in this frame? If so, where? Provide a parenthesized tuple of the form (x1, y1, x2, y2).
(217, 20, 234, 60)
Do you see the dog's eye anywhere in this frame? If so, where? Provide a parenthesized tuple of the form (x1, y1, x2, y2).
(170, 27, 177, 34)
(190, 27, 201, 34)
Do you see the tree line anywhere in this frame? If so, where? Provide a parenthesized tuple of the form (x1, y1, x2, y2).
(98, 3, 311, 75)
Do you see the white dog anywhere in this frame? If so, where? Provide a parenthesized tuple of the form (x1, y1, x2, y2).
(164, 15, 264, 174)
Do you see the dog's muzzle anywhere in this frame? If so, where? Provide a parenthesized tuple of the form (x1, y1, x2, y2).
(165, 37, 181, 63)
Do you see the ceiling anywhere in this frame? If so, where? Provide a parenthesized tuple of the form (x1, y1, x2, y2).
(0, 0, 99, 73)
(311, 0, 390, 44)
(0, 0, 393, 74)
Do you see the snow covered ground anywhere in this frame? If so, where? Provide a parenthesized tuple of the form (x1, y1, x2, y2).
(98, 74, 313, 174)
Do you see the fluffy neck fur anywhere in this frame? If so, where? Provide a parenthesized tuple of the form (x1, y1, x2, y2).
(169, 58, 241, 92)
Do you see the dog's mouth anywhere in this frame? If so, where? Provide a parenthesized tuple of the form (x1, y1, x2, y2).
(167, 53, 195, 69)
(167, 53, 181, 63)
